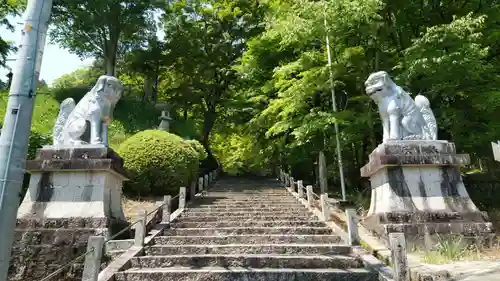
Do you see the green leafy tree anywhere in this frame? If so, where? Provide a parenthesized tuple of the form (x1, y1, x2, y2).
(50, 0, 160, 75)
(160, 0, 265, 157)
(0, 0, 23, 67)
(120, 37, 168, 101)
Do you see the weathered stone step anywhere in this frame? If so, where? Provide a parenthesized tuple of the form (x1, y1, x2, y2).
(193, 202, 301, 207)
(129, 254, 362, 269)
(105, 239, 134, 251)
(115, 267, 377, 281)
(182, 210, 310, 217)
(171, 220, 325, 228)
(174, 215, 316, 222)
(194, 197, 295, 201)
(191, 203, 304, 208)
(187, 207, 305, 212)
(195, 197, 296, 201)
(145, 244, 352, 256)
(165, 227, 333, 236)
(203, 192, 290, 196)
(153, 234, 342, 245)
(107, 249, 127, 259)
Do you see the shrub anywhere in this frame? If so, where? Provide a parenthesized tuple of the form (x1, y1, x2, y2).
(27, 131, 52, 160)
(52, 86, 89, 103)
(185, 139, 208, 161)
(117, 130, 199, 197)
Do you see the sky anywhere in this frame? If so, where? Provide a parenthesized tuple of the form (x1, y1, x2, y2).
(0, 15, 94, 86)
(1, 12, 165, 86)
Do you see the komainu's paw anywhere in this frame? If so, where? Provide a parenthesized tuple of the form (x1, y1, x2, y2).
(403, 135, 424, 140)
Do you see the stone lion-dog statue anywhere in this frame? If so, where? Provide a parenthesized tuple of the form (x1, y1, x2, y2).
(53, 75, 124, 146)
(364, 71, 437, 142)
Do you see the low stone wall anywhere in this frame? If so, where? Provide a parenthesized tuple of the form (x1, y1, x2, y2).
(8, 218, 107, 281)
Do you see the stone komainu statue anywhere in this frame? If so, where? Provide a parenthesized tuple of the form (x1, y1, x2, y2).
(53, 75, 124, 146)
(364, 71, 437, 142)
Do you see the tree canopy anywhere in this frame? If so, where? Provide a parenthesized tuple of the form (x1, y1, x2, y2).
(4, 0, 500, 192)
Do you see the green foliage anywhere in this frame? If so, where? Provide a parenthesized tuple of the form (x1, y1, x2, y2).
(50, 0, 160, 74)
(160, 0, 266, 147)
(27, 131, 51, 160)
(211, 129, 276, 176)
(185, 139, 208, 161)
(51, 66, 102, 102)
(421, 235, 480, 264)
(0, 0, 23, 67)
(117, 130, 199, 197)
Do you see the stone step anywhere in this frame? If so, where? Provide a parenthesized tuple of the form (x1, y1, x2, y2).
(194, 197, 297, 201)
(193, 197, 296, 201)
(107, 249, 127, 259)
(182, 210, 310, 217)
(114, 267, 378, 281)
(105, 239, 134, 251)
(153, 234, 342, 245)
(203, 192, 290, 196)
(176, 214, 315, 222)
(187, 207, 305, 212)
(171, 220, 325, 228)
(188, 203, 305, 209)
(129, 254, 363, 269)
(164, 227, 333, 236)
(145, 244, 352, 256)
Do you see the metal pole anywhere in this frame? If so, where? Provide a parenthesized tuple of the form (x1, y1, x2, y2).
(323, 2, 347, 201)
(0, 0, 53, 279)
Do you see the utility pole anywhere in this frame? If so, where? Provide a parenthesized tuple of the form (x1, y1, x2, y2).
(0, 0, 53, 279)
(323, 2, 347, 201)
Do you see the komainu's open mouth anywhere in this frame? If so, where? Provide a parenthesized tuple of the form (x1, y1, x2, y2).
(365, 86, 383, 95)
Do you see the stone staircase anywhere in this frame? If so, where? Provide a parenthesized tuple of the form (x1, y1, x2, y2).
(113, 178, 379, 281)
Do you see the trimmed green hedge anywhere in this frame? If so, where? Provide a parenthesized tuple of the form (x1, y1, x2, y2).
(185, 139, 208, 161)
(117, 130, 199, 197)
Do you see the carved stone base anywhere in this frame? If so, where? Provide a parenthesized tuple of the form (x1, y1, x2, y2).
(360, 140, 494, 247)
(10, 145, 130, 280)
(17, 145, 129, 235)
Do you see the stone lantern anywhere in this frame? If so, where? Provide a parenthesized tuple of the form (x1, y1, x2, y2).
(156, 103, 173, 132)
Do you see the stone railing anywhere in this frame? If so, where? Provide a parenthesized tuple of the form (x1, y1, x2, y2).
(38, 168, 220, 281)
(278, 168, 409, 281)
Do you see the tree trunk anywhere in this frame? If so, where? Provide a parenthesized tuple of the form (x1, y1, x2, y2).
(104, 20, 120, 76)
(201, 111, 217, 153)
(152, 61, 160, 101)
(104, 46, 117, 76)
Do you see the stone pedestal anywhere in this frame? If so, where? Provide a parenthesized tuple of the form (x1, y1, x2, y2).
(10, 145, 129, 280)
(360, 140, 494, 246)
(17, 145, 129, 234)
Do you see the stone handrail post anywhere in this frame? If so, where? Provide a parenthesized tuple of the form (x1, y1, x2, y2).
(204, 174, 209, 189)
(82, 236, 105, 281)
(134, 209, 147, 247)
(345, 208, 360, 246)
(297, 180, 304, 198)
(199, 177, 204, 192)
(179, 186, 187, 210)
(162, 195, 171, 224)
(306, 185, 313, 206)
(289, 177, 295, 191)
(320, 193, 329, 220)
(190, 181, 197, 200)
(389, 232, 410, 281)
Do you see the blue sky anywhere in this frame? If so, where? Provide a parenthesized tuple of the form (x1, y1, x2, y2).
(1, 12, 164, 86)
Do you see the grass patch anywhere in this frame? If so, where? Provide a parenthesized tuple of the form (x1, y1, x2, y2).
(418, 235, 483, 264)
